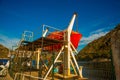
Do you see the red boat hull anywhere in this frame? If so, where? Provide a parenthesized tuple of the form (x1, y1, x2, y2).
(44, 31, 82, 51)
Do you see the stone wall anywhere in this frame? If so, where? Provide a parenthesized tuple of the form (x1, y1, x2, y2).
(111, 29, 120, 80)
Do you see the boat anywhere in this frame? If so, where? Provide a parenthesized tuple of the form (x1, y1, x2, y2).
(43, 31, 82, 51)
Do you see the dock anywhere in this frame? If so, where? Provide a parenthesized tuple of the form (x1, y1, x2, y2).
(0, 71, 13, 80)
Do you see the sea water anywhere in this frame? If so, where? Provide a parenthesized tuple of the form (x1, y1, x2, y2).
(0, 59, 8, 65)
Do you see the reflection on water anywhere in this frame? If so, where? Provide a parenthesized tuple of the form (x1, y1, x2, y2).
(78, 61, 116, 80)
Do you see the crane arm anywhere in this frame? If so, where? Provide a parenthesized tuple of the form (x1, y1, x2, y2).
(42, 28, 49, 37)
(67, 13, 77, 35)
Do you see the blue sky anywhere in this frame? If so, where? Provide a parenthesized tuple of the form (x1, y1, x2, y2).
(0, 0, 120, 51)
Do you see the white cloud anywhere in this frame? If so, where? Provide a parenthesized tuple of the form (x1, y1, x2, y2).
(0, 34, 20, 49)
(90, 28, 104, 35)
(79, 28, 109, 46)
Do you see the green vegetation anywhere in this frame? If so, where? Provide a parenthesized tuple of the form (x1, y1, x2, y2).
(76, 24, 120, 61)
(0, 44, 9, 58)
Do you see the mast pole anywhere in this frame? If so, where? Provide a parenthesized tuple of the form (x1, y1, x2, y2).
(64, 13, 77, 76)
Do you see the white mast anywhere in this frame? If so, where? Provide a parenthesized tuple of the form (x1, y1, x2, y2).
(64, 13, 77, 76)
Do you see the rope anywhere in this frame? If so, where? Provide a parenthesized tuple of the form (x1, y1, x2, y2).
(75, 14, 79, 32)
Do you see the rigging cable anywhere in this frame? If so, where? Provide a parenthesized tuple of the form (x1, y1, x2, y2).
(75, 13, 79, 32)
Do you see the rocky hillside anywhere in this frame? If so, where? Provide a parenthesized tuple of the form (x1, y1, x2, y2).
(76, 24, 120, 61)
(0, 44, 9, 58)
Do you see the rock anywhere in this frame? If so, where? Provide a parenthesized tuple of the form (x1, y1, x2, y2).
(77, 24, 120, 61)
(0, 44, 9, 58)
(111, 29, 120, 80)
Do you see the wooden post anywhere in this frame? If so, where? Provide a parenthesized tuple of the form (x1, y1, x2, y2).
(63, 13, 77, 76)
(36, 48, 41, 69)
